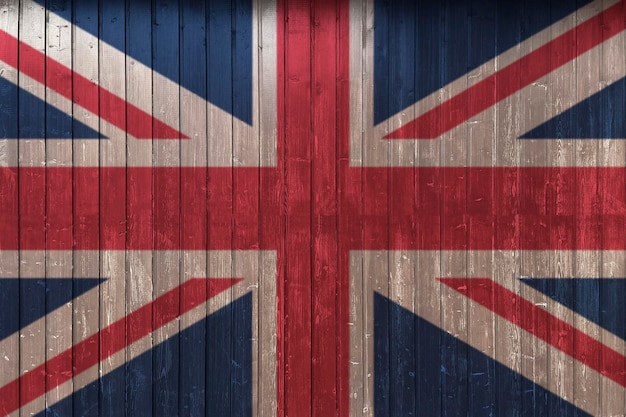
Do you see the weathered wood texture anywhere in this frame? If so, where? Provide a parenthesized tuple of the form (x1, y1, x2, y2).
(0, 0, 625, 416)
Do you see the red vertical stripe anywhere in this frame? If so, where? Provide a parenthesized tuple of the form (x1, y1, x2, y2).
(284, 1, 312, 415)
(312, 1, 339, 416)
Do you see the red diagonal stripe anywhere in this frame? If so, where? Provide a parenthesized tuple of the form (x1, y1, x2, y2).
(440, 278, 626, 387)
(386, 0, 626, 139)
(0, 277, 241, 416)
(0, 29, 188, 139)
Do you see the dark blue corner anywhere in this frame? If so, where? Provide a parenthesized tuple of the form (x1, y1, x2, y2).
(373, 0, 591, 125)
(38, 293, 252, 417)
(520, 77, 626, 139)
(0, 278, 104, 341)
(374, 292, 591, 416)
(520, 278, 626, 342)
(36, 0, 253, 125)
(0, 77, 103, 139)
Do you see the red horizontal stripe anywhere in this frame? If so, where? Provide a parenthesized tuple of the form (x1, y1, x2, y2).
(0, 29, 187, 139)
(0, 278, 241, 416)
(2, 166, 626, 250)
(386, 0, 626, 139)
(440, 278, 626, 387)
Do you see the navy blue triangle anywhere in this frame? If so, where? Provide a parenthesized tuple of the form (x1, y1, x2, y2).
(0, 77, 103, 139)
(520, 278, 626, 342)
(38, 293, 252, 417)
(36, 0, 253, 125)
(0, 278, 105, 342)
(520, 76, 626, 139)
(374, 292, 591, 416)
(373, 0, 591, 124)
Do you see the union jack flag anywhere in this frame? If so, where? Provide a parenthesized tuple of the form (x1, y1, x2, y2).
(1, 0, 626, 416)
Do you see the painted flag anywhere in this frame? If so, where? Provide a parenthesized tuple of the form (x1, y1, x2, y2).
(1, 0, 626, 416)
(0, 0, 277, 416)
(347, 1, 626, 416)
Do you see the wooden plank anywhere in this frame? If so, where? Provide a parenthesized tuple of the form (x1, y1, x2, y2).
(519, 1, 551, 413)
(311, 1, 339, 417)
(571, 2, 602, 415)
(72, 1, 100, 415)
(361, 0, 390, 415)
(347, 1, 366, 416)
(493, 2, 523, 414)
(414, 4, 441, 413)
(0, 3, 18, 416)
(546, 3, 577, 411)
(231, 2, 260, 416)
(439, 2, 469, 415)
(466, 2, 497, 414)
(98, 1, 126, 415)
(17, 2, 47, 416)
(152, 2, 181, 415)
(599, 1, 626, 414)
(284, 1, 312, 416)
(205, 1, 234, 416)
(44, 2, 75, 414)
(124, 1, 154, 416)
(179, 1, 207, 416)
(258, 1, 279, 416)
(386, 1, 417, 416)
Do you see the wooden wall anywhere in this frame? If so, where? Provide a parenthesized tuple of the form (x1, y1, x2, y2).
(0, 0, 624, 416)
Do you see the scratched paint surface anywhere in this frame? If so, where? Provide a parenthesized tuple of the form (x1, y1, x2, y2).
(0, 1, 625, 416)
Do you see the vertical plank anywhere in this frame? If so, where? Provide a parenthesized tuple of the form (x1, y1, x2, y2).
(439, 2, 469, 416)
(414, 3, 441, 414)
(44, 1, 74, 414)
(231, 1, 260, 416)
(466, 2, 497, 415)
(206, 1, 234, 415)
(347, 0, 366, 415)
(547, 2, 576, 411)
(493, 2, 523, 414)
(72, 1, 100, 416)
(151, 1, 181, 415)
(311, 1, 339, 417)
(179, 1, 207, 415)
(573, 1, 602, 415)
(258, 1, 279, 416)
(386, 1, 417, 416)
(599, 1, 626, 415)
(125, 1, 153, 416)
(364, 0, 390, 415)
(0, 1, 19, 416)
(18, 2, 47, 416)
(284, 0, 312, 416)
(519, 1, 551, 411)
(98, 0, 126, 414)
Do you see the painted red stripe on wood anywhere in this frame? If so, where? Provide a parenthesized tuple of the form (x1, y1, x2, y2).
(0, 29, 187, 139)
(284, 1, 313, 416)
(3, 166, 626, 250)
(0, 278, 241, 416)
(312, 1, 339, 416)
(385, 0, 626, 139)
(439, 278, 626, 387)
(337, 1, 353, 415)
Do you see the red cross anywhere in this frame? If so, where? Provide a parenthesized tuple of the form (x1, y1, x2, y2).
(1, 1, 626, 416)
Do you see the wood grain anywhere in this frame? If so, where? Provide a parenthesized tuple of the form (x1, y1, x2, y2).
(1, 1, 626, 416)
